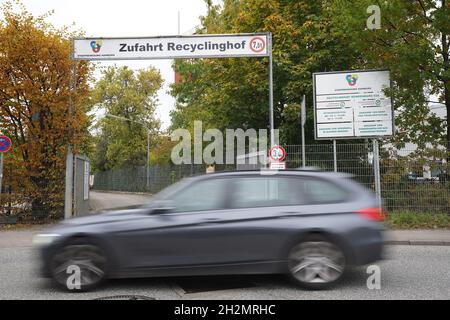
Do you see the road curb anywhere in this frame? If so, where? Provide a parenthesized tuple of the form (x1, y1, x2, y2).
(385, 240, 450, 246)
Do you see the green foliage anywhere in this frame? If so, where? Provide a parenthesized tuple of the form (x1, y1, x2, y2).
(329, 0, 449, 149)
(90, 66, 163, 171)
(171, 0, 449, 150)
(386, 210, 450, 229)
(170, 0, 359, 144)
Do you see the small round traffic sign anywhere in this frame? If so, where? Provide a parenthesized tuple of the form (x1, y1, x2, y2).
(249, 36, 266, 53)
(269, 145, 286, 162)
(0, 135, 12, 153)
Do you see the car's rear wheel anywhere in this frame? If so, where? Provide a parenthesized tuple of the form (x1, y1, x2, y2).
(50, 239, 107, 292)
(287, 235, 346, 289)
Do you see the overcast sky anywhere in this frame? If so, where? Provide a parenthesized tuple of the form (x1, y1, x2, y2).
(3, 0, 209, 129)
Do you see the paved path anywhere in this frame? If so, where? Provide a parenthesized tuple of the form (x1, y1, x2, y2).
(89, 191, 152, 212)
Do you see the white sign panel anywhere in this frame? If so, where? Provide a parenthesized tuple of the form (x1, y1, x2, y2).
(73, 34, 269, 60)
(313, 70, 394, 139)
(270, 161, 286, 170)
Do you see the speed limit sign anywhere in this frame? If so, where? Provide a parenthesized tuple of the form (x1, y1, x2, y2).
(269, 145, 286, 162)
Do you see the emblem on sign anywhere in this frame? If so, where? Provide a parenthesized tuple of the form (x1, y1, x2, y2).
(90, 40, 103, 53)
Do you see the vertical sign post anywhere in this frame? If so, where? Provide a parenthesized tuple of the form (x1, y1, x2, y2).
(0, 135, 13, 195)
(333, 139, 337, 172)
(373, 139, 382, 208)
(301, 95, 306, 167)
(268, 33, 275, 147)
(0, 153, 4, 195)
(147, 128, 150, 190)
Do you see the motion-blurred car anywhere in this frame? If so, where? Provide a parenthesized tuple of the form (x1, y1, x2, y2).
(34, 170, 385, 291)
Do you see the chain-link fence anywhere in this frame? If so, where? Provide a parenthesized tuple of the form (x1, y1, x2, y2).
(91, 143, 449, 214)
(285, 143, 449, 213)
(92, 164, 236, 194)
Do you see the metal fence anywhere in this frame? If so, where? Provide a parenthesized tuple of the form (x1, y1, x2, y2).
(92, 164, 236, 194)
(92, 143, 450, 214)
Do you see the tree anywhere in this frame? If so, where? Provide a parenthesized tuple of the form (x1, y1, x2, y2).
(90, 66, 163, 171)
(170, 0, 360, 145)
(329, 0, 449, 152)
(0, 1, 91, 220)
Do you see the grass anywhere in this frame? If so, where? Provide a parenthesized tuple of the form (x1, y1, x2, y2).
(385, 210, 450, 229)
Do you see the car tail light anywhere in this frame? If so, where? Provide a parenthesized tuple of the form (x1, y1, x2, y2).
(355, 207, 386, 221)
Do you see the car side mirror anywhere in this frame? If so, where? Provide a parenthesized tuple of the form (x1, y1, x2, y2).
(150, 200, 176, 214)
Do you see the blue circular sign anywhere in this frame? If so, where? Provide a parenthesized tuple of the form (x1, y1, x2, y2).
(0, 135, 12, 153)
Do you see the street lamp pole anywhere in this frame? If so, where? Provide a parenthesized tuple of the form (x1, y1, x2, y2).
(105, 114, 151, 190)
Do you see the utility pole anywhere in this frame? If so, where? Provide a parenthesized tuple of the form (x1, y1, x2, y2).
(301, 95, 306, 167)
(268, 33, 274, 147)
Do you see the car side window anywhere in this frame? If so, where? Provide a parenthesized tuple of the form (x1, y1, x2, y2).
(230, 177, 308, 208)
(170, 178, 228, 213)
(302, 178, 349, 204)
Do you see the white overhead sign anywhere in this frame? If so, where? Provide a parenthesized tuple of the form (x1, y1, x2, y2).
(313, 70, 394, 140)
(72, 34, 270, 60)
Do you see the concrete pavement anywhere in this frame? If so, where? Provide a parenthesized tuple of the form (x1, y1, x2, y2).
(89, 190, 152, 212)
(385, 229, 450, 246)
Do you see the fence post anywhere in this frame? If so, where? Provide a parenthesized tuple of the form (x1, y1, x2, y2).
(64, 147, 73, 219)
(333, 139, 337, 172)
(373, 139, 382, 208)
(301, 95, 306, 167)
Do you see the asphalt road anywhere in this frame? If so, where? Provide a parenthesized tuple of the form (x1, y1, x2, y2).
(1, 244, 450, 300)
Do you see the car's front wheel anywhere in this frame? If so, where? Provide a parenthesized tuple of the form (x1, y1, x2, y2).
(287, 235, 346, 289)
(50, 239, 107, 292)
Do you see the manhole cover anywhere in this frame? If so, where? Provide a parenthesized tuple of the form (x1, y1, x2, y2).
(93, 295, 156, 300)
(176, 276, 257, 294)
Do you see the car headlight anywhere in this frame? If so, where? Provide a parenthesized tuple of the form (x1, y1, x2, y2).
(32, 233, 61, 246)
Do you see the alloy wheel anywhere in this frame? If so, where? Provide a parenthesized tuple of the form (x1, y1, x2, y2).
(288, 240, 345, 287)
(51, 243, 107, 291)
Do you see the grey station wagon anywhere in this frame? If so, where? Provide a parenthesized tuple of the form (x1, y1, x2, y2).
(34, 170, 385, 291)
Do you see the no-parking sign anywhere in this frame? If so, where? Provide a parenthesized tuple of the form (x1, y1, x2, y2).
(0, 135, 12, 153)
